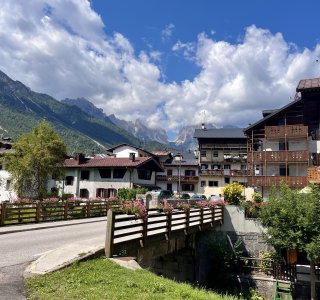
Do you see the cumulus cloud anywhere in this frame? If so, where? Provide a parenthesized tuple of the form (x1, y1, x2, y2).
(0, 1, 320, 136)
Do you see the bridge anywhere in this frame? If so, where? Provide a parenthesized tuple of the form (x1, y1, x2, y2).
(105, 206, 224, 260)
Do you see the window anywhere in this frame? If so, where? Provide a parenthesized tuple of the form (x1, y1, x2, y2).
(96, 188, 106, 198)
(224, 164, 231, 169)
(167, 169, 173, 176)
(80, 189, 89, 198)
(212, 164, 221, 170)
(98, 169, 111, 178)
(65, 176, 74, 186)
(113, 168, 127, 179)
(81, 170, 90, 180)
(209, 181, 219, 187)
(279, 141, 288, 151)
(182, 184, 194, 191)
(279, 165, 288, 176)
(185, 170, 195, 176)
(200, 150, 206, 158)
(241, 165, 247, 170)
(138, 169, 152, 180)
(213, 150, 218, 157)
(201, 180, 206, 187)
(6, 180, 11, 190)
(201, 164, 208, 170)
(167, 183, 172, 191)
(225, 177, 230, 184)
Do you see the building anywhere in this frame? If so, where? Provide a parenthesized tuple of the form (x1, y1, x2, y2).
(154, 150, 199, 194)
(51, 153, 163, 199)
(0, 138, 16, 202)
(244, 77, 320, 197)
(194, 127, 252, 198)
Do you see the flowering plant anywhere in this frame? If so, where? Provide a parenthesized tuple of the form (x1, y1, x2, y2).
(175, 202, 191, 211)
(193, 201, 208, 209)
(158, 201, 174, 213)
(121, 201, 147, 218)
(42, 197, 60, 203)
(208, 199, 225, 208)
(15, 198, 32, 204)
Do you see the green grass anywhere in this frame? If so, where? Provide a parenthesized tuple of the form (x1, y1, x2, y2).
(26, 257, 237, 300)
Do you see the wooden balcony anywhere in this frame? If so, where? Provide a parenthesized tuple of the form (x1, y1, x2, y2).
(200, 169, 250, 177)
(265, 125, 308, 139)
(156, 175, 199, 182)
(248, 150, 309, 163)
(247, 176, 308, 188)
(307, 167, 320, 183)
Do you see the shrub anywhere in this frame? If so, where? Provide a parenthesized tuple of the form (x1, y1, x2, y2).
(223, 183, 244, 205)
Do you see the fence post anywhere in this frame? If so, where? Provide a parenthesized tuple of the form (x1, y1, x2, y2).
(0, 202, 6, 226)
(211, 207, 215, 227)
(199, 207, 203, 230)
(185, 208, 190, 235)
(166, 211, 171, 240)
(86, 201, 91, 218)
(36, 202, 41, 223)
(64, 201, 68, 220)
(105, 209, 116, 258)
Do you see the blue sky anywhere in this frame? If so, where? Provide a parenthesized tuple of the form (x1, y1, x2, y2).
(0, 1, 319, 140)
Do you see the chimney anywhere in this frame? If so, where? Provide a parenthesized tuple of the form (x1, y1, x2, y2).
(75, 153, 85, 164)
(129, 153, 136, 161)
(201, 123, 206, 130)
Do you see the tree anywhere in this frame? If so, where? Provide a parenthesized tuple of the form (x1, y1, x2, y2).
(259, 184, 320, 300)
(4, 121, 67, 199)
(222, 182, 244, 205)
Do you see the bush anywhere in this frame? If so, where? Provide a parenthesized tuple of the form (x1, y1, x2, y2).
(117, 188, 147, 201)
(223, 183, 244, 205)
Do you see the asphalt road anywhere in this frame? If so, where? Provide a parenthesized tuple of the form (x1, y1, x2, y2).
(0, 219, 107, 299)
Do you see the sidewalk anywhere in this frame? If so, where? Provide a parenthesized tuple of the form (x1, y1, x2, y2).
(0, 216, 107, 235)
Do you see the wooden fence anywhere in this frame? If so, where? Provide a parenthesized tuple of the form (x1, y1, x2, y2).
(105, 206, 224, 257)
(0, 200, 118, 226)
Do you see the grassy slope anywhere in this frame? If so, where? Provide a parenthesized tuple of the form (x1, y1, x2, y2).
(26, 257, 237, 300)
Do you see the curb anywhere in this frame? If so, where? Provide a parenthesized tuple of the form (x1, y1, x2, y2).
(0, 217, 107, 235)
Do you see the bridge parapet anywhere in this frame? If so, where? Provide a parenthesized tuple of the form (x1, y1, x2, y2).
(105, 206, 224, 258)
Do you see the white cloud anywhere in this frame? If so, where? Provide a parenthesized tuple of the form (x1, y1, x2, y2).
(161, 23, 175, 42)
(0, 1, 320, 136)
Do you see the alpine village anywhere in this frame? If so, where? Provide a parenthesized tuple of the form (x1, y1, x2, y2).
(2, 70, 320, 299)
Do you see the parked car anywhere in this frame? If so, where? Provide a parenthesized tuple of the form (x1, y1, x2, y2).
(180, 193, 190, 200)
(209, 195, 222, 202)
(190, 194, 207, 200)
(158, 190, 174, 200)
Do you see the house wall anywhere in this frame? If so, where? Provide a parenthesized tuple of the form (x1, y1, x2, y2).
(0, 170, 17, 202)
(113, 146, 148, 158)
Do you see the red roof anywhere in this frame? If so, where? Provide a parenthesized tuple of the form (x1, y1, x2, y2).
(63, 156, 163, 172)
(297, 78, 320, 92)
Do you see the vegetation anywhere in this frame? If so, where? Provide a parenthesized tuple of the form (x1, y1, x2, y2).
(222, 183, 244, 205)
(26, 257, 237, 300)
(259, 183, 320, 300)
(117, 187, 147, 201)
(3, 121, 66, 199)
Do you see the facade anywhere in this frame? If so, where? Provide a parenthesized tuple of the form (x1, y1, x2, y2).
(50, 153, 163, 199)
(244, 77, 320, 197)
(154, 151, 199, 194)
(194, 127, 253, 198)
(0, 138, 16, 202)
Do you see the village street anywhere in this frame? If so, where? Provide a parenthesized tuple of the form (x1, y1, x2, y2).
(0, 218, 106, 299)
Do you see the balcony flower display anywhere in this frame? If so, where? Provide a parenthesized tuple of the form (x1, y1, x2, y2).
(121, 201, 147, 219)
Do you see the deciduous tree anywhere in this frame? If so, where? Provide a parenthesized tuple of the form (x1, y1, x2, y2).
(259, 184, 320, 300)
(4, 121, 66, 199)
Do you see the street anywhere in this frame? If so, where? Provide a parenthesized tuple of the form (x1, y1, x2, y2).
(0, 219, 106, 299)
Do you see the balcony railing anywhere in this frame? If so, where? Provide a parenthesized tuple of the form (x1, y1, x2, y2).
(247, 176, 308, 188)
(307, 167, 320, 183)
(265, 125, 308, 139)
(200, 169, 250, 176)
(248, 150, 309, 163)
(156, 175, 199, 182)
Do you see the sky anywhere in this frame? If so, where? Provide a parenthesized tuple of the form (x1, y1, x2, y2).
(0, 1, 320, 140)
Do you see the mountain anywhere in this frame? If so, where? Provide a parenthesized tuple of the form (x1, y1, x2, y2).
(0, 70, 149, 154)
(62, 98, 169, 144)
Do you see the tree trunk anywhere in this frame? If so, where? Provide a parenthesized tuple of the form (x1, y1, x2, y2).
(310, 260, 316, 300)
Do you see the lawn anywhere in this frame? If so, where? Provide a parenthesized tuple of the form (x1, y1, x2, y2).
(26, 257, 237, 300)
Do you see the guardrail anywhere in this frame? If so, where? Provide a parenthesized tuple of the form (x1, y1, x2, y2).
(0, 200, 118, 226)
(105, 206, 224, 257)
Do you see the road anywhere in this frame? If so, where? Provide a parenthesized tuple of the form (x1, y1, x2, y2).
(0, 219, 106, 299)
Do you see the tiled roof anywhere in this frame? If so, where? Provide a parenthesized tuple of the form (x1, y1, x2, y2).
(194, 128, 246, 139)
(297, 78, 320, 92)
(64, 156, 153, 168)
